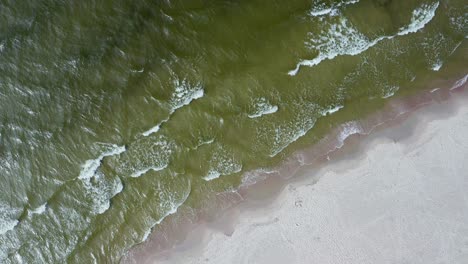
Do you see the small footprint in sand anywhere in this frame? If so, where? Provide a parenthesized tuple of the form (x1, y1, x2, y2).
(294, 199, 303, 207)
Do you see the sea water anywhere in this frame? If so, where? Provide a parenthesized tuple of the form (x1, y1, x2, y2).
(0, 0, 466, 263)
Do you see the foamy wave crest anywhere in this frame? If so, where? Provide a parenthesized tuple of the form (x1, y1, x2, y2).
(248, 97, 278, 118)
(397, 2, 440, 36)
(321, 105, 344, 116)
(309, 0, 360, 17)
(269, 103, 319, 157)
(203, 146, 243, 181)
(0, 203, 22, 235)
(337, 121, 364, 145)
(171, 78, 204, 110)
(288, 16, 370, 76)
(139, 198, 187, 243)
(142, 78, 204, 137)
(119, 136, 174, 179)
(77, 144, 126, 215)
(451, 74, 468, 90)
(84, 172, 124, 215)
(142, 116, 170, 137)
(421, 33, 447, 72)
(138, 180, 191, 243)
(431, 61, 443, 71)
(382, 85, 400, 99)
(156, 195, 189, 226)
(142, 123, 161, 137)
(131, 164, 168, 178)
(241, 168, 278, 188)
(193, 138, 215, 150)
(289, 2, 439, 76)
(78, 144, 126, 180)
(29, 203, 47, 215)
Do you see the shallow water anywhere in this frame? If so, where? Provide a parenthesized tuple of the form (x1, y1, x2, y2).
(0, 0, 466, 263)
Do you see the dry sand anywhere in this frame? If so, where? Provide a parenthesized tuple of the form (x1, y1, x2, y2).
(149, 87, 468, 264)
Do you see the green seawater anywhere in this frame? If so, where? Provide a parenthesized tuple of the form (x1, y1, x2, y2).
(0, 0, 466, 262)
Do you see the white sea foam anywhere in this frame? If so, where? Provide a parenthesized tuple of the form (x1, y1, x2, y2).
(310, 7, 335, 17)
(397, 2, 439, 36)
(76, 144, 126, 215)
(289, 16, 371, 76)
(451, 74, 468, 90)
(142, 124, 161, 137)
(139, 203, 180, 242)
(78, 144, 126, 180)
(95, 201, 111, 215)
(248, 98, 279, 118)
(241, 168, 277, 188)
(309, 0, 360, 17)
(130, 164, 168, 178)
(269, 103, 319, 157)
(203, 164, 242, 182)
(139, 183, 191, 243)
(171, 78, 204, 110)
(449, 16, 468, 38)
(248, 105, 278, 118)
(114, 180, 124, 195)
(382, 85, 400, 99)
(30, 203, 47, 215)
(130, 68, 144, 73)
(194, 138, 215, 149)
(142, 78, 204, 137)
(131, 168, 152, 178)
(203, 146, 243, 181)
(0, 204, 20, 235)
(156, 192, 190, 226)
(321, 105, 344, 116)
(142, 117, 171, 137)
(290, 2, 439, 76)
(270, 127, 311, 158)
(13, 253, 23, 264)
(0, 219, 18, 235)
(87, 174, 124, 215)
(141, 229, 152, 242)
(203, 171, 221, 181)
(431, 61, 443, 71)
(338, 121, 364, 144)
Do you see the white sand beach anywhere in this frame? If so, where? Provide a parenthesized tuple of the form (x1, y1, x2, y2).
(148, 87, 468, 264)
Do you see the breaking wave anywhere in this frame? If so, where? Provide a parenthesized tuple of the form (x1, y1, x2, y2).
(289, 2, 440, 76)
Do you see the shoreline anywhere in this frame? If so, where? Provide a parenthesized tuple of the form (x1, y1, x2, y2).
(121, 73, 468, 263)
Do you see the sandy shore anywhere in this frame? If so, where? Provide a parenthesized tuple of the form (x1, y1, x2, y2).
(141, 84, 468, 264)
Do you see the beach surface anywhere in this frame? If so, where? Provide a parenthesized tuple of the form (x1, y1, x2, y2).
(147, 88, 468, 264)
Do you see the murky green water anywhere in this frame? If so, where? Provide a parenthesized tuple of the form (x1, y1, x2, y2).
(0, 0, 466, 263)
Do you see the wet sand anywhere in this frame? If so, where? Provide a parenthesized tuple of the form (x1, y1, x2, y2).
(122, 75, 468, 264)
